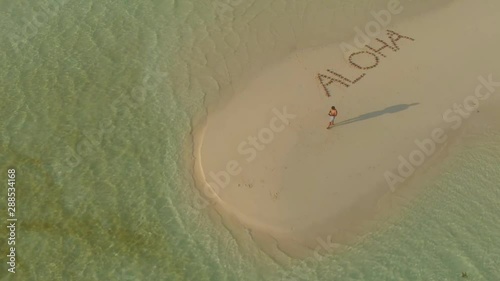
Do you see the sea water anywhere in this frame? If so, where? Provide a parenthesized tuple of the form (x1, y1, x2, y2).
(0, 0, 499, 280)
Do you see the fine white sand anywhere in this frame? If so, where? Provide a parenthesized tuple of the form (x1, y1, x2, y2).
(193, 0, 500, 259)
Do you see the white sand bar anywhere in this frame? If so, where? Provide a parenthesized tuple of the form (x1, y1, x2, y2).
(194, 0, 500, 254)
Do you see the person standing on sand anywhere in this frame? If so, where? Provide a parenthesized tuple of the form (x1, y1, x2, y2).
(327, 106, 337, 129)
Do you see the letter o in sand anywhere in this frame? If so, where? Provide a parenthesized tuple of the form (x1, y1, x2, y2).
(365, 21, 381, 37)
(409, 150, 425, 167)
(258, 128, 274, 144)
(349, 51, 379, 70)
(463, 95, 479, 112)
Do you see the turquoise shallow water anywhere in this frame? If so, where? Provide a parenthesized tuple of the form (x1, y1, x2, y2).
(1, 0, 499, 280)
(280, 131, 500, 281)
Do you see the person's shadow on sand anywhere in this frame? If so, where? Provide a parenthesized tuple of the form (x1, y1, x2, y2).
(335, 103, 419, 127)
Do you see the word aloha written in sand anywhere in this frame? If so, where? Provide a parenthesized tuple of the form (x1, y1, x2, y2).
(318, 30, 415, 97)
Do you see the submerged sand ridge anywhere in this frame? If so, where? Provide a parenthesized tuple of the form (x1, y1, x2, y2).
(194, 0, 500, 256)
